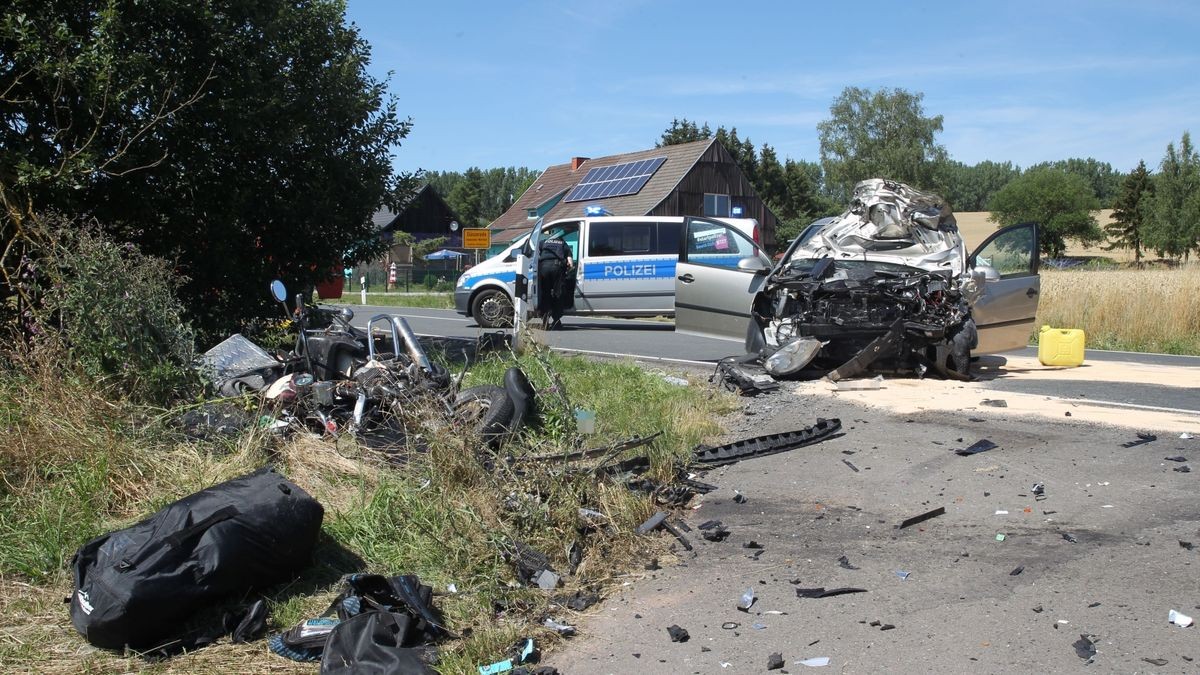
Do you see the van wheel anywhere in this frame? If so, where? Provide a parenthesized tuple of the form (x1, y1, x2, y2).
(472, 289, 513, 328)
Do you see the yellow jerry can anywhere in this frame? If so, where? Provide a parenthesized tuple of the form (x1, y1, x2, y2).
(1038, 325, 1086, 367)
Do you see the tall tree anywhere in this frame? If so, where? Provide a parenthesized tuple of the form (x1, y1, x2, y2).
(987, 167, 1102, 257)
(657, 118, 712, 146)
(817, 87, 948, 201)
(1144, 132, 1200, 260)
(937, 160, 1021, 211)
(756, 144, 786, 211)
(1, 0, 413, 338)
(1104, 160, 1153, 263)
(1026, 158, 1124, 207)
(447, 168, 485, 228)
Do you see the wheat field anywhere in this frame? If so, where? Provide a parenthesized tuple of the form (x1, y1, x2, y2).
(1037, 266, 1200, 354)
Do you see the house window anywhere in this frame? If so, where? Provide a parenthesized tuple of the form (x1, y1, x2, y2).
(527, 209, 538, 219)
(703, 193, 731, 217)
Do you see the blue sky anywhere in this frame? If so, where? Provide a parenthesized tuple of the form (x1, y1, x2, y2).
(346, 0, 1199, 175)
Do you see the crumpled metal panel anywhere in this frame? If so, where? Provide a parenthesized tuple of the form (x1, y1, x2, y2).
(201, 333, 279, 379)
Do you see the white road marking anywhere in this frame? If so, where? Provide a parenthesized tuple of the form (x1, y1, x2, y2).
(1058, 398, 1200, 416)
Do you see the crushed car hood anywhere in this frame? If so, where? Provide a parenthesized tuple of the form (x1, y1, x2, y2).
(786, 178, 966, 278)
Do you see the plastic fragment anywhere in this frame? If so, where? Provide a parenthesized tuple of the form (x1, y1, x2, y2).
(666, 625, 690, 642)
(795, 587, 867, 598)
(1010, 565, 1024, 576)
(980, 399, 1007, 407)
(636, 512, 668, 534)
(1122, 432, 1157, 448)
(837, 555, 859, 570)
(795, 656, 831, 667)
(1182, 433, 1194, 440)
(834, 375, 884, 391)
(995, 510, 1009, 515)
(535, 570, 560, 590)
(721, 621, 739, 630)
(1174, 465, 1191, 473)
(1062, 533, 1078, 543)
(956, 439, 998, 456)
(543, 618, 576, 636)
(767, 652, 784, 670)
(896, 506, 945, 529)
(995, 533, 1006, 541)
(1073, 634, 1098, 661)
(1143, 657, 1169, 666)
(738, 588, 756, 612)
(1180, 540, 1194, 550)
(1165, 456, 1187, 462)
(753, 623, 767, 630)
(478, 659, 513, 675)
(1169, 609, 1194, 627)
(733, 491, 748, 504)
(894, 570, 910, 580)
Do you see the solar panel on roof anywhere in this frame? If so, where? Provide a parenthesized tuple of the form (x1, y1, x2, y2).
(563, 156, 667, 203)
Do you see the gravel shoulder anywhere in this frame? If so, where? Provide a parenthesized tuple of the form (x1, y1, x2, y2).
(548, 367, 1200, 673)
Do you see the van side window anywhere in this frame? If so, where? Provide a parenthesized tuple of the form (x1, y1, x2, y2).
(588, 222, 652, 257)
(655, 223, 681, 255)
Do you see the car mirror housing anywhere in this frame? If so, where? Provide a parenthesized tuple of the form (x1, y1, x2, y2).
(737, 256, 769, 274)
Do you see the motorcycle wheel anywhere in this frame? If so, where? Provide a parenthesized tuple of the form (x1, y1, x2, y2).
(453, 385, 515, 446)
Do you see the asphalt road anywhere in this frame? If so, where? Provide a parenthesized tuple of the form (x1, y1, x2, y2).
(345, 304, 1200, 414)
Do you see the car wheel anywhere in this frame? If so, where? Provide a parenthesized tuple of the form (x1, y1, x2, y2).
(471, 289, 513, 328)
(453, 385, 515, 445)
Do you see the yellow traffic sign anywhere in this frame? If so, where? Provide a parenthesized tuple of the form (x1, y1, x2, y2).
(462, 228, 491, 249)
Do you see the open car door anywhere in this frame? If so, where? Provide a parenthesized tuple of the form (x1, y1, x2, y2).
(969, 222, 1041, 354)
(674, 216, 772, 341)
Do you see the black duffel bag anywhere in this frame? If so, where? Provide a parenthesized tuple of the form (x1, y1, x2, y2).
(70, 466, 324, 650)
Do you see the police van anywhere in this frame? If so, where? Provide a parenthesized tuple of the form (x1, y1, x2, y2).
(454, 215, 765, 327)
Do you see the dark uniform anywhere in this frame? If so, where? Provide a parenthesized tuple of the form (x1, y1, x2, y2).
(537, 237, 572, 329)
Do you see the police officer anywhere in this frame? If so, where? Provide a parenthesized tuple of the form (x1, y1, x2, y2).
(537, 234, 573, 330)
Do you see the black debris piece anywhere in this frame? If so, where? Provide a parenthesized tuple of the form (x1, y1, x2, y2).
(1010, 566, 1025, 576)
(224, 599, 269, 644)
(795, 587, 868, 599)
(1073, 634, 1098, 662)
(743, 541, 764, 549)
(968, 417, 985, 422)
(698, 520, 721, 531)
(1174, 465, 1191, 473)
(1032, 605, 1044, 613)
(1165, 456, 1188, 462)
(869, 620, 881, 627)
(838, 555, 860, 570)
(711, 356, 780, 396)
(955, 439, 998, 456)
(825, 318, 904, 382)
(733, 492, 748, 504)
(1031, 482, 1046, 499)
(721, 622, 739, 630)
(666, 625, 690, 643)
(636, 512, 669, 534)
(1122, 432, 1158, 448)
(661, 520, 694, 552)
(1088, 602, 1101, 608)
(509, 541, 557, 588)
(699, 647, 710, 653)
(1065, 411, 1072, 417)
(1180, 541, 1195, 551)
(691, 418, 842, 467)
(843, 459, 861, 472)
(702, 526, 730, 542)
(645, 559, 661, 570)
(563, 591, 599, 612)
(1062, 533, 1078, 544)
(767, 652, 785, 670)
(980, 399, 1008, 408)
(1143, 658, 1169, 667)
(896, 506, 946, 530)
(880, 624, 896, 631)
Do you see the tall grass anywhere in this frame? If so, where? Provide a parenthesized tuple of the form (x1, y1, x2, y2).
(1037, 266, 1200, 354)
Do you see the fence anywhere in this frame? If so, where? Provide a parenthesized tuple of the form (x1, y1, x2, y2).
(345, 265, 461, 293)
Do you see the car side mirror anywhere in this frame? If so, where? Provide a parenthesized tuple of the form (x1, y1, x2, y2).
(737, 256, 769, 274)
(973, 263, 1001, 282)
(503, 252, 516, 263)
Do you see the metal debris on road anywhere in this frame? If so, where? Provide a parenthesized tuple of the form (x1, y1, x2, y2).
(896, 506, 946, 530)
(842, 459, 860, 472)
(795, 587, 868, 599)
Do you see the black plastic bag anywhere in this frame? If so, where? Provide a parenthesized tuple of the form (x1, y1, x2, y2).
(320, 611, 436, 674)
(70, 467, 324, 650)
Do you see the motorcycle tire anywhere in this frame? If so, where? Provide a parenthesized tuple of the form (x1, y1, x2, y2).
(453, 385, 515, 447)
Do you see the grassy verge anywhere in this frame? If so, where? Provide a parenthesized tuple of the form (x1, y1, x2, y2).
(1036, 265, 1200, 355)
(340, 292, 455, 309)
(0, 341, 735, 673)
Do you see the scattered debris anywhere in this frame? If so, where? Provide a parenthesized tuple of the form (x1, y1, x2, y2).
(842, 459, 860, 472)
(543, 619, 576, 636)
(752, 623, 767, 630)
(721, 622, 740, 630)
(1073, 634, 1098, 662)
(894, 570, 910, 580)
(795, 656, 831, 667)
(636, 512, 669, 535)
(701, 524, 731, 542)
(955, 439, 998, 456)
(795, 587, 868, 598)
(980, 399, 1008, 408)
(743, 541, 764, 550)
(1180, 541, 1194, 551)
(1183, 433, 1195, 440)
(1169, 609, 1194, 627)
(767, 652, 785, 670)
(733, 491, 748, 504)
(995, 533, 1006, 541)
(660, 375, 689, 387)
(535, 570, 560, 591)
(660, 520, 694, 552)
(1174, 465, 1191, 473)
(712, 356, 780, 396)
(880, 623, 896, 631)
(896, 506, 946, 530)
(1165, 456, 1188, 462)
(1010, 566, 1025, 576)
(1062, 533, 1078, 544)
(1143, 658, 1169, 666)
(837, 555, 860, 570)
(995, 510, 1009, 515)
(692, 419, 842, 467)
(666, 625, 690, 642)
(1031, 482, 1046, 500)
(1032, 605, 1044, 613)
(562, 591, 599, 612)
(834, 375, 884, 391)
(738, 588, 756, 612)
(1087, 602, 1101, 608)
(1122, 432, 1158, 448)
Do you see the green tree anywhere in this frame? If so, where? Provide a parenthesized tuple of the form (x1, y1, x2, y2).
(428, 167, 539, 223)
(817, 87, 948, 201)
(1, 0, 413, 338)
(1143, 132, 1200, 260)
(1027, 158, 1123, 207)
(447, 168, 485, 228)
(987, 168, 1102, 257)
(1104, 160, 1153, 263)
(657, 118, 713, 146)
(937, 160, 1021, 211)
(757, 144, 786, 212)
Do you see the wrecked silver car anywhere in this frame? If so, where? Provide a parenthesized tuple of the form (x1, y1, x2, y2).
(673, 178, 1041, 379)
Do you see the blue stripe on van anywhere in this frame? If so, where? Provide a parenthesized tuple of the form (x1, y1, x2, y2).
(461, 270, 517, 290)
